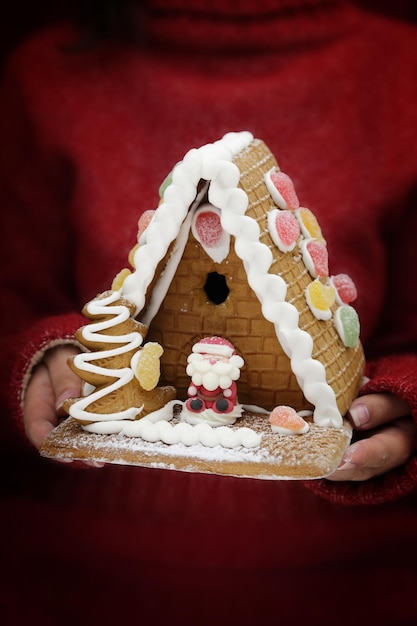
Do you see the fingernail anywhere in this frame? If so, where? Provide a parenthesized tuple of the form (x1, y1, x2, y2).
(55, 389, 80, 414)
(335, 449, 357, 471)
(349, 403, 370, 428)
(336, 458, 356, 471)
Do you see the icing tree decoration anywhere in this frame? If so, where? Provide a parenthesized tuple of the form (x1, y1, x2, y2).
(267, 209, 300, 252)
(334, 305, 360, 348)
(269, 405, 310, 435)
(300, 239, 329, 278)
(306, 279, 336, 321)
(264, 168, 300, 210)
(64, 290, 176, 423)
(181, 336, 245, 427)
(191, 204, 231, 263)
(330, 273, 358, 305)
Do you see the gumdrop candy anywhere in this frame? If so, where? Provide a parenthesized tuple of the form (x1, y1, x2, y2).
(296, 207, 325, 243)
(302, 240, 329, 277)
(269, 405, 309, 435)
(330, 273, 358, 304)
(334, 305, 360, 348)
(111, 268, 131, 292)
(268, 209, 300, 252)
(306, 279, 336, 320)
(128, 243, 140, 268)
(137, 210, 156, 241)
(264, 168, 300, 210)
(194, 209, 223, 247)
(159, 170, 174, 199)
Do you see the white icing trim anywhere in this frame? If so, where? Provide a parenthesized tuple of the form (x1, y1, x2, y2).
(82, 400, 261, 449)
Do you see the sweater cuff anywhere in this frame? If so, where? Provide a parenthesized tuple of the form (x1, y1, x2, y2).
(9, 313, 84, 439)
(306, 354, 417, 505)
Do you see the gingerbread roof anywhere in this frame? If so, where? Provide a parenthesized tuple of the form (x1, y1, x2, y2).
(119, 132, 364, 428)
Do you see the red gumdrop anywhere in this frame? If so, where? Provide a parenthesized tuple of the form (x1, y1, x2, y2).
(331, 273, 357, 303)
(137, 210, 155, 240)
(306, 240, 328, 277)
(270, 171, 300, 210)
(195, 210, 223, 247)
(275, 211, 300, 247)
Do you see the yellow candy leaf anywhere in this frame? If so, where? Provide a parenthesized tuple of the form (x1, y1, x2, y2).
(135, 342, 164, 391)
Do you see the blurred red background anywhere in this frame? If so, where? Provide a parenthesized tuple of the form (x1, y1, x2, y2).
(1, 0, 417, 67)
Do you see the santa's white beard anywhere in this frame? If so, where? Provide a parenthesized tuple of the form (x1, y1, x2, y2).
(186, 354, 242, 391)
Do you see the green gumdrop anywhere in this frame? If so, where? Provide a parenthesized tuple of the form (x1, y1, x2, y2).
(158, 169, 174, 199)
(335, 305, 360, 348)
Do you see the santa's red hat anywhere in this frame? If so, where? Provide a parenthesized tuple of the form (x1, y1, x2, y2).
(192, 336, 236, 358)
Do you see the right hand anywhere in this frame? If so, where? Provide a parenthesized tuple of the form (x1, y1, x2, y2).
(24, 345, 82, 450)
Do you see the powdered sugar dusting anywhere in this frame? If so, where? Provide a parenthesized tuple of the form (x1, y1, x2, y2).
(41, 412, 352, 480)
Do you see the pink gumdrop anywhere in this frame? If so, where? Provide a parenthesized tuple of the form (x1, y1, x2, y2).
(331, 273, 357, 303)
(275, 211, 300, 247)
(270, 171, 300, 210)
(137, 210, 155, 240)
(195, 210, 223, 247)
(306, 240, 328, 277)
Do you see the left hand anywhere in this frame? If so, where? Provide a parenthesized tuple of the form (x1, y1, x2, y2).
(327, 393, 417, 481)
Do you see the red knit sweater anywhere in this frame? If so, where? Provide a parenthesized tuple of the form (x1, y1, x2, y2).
(1, 1, 417, 624)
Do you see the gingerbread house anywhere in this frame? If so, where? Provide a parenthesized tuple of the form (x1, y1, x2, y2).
(118, 131, 365, 428)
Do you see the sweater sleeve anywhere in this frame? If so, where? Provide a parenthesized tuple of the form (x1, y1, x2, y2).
(0, 46, 82, 450)
(307, 355, 417, 505)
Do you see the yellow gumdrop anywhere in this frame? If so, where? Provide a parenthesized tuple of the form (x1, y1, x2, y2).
(135, 342, 164, 391)
(307, 279, 336, 310)
(298, 208, 326, 243)
(128, 243, 140, 268)
(111, 268, 131, 292)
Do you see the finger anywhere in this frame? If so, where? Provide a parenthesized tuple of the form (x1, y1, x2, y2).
(348, 393, 410, 431)
(24, 364, 59, 449)
(328, 417, 417, 481)
(43, 346, 82, 415)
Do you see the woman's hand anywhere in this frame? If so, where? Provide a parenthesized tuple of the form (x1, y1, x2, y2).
(328, 393, 417, 481)
(24, 345, 105, 467)
(24, 345, 81, 449)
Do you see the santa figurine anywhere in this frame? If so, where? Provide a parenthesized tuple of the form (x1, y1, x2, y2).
(181, 336, 245, 426)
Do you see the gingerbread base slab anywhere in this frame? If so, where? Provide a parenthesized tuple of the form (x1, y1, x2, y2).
(40, 411, 352, 480)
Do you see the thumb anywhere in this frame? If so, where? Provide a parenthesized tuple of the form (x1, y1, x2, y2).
(43, 345, 82, 415)
(348, 393, 411, 431)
